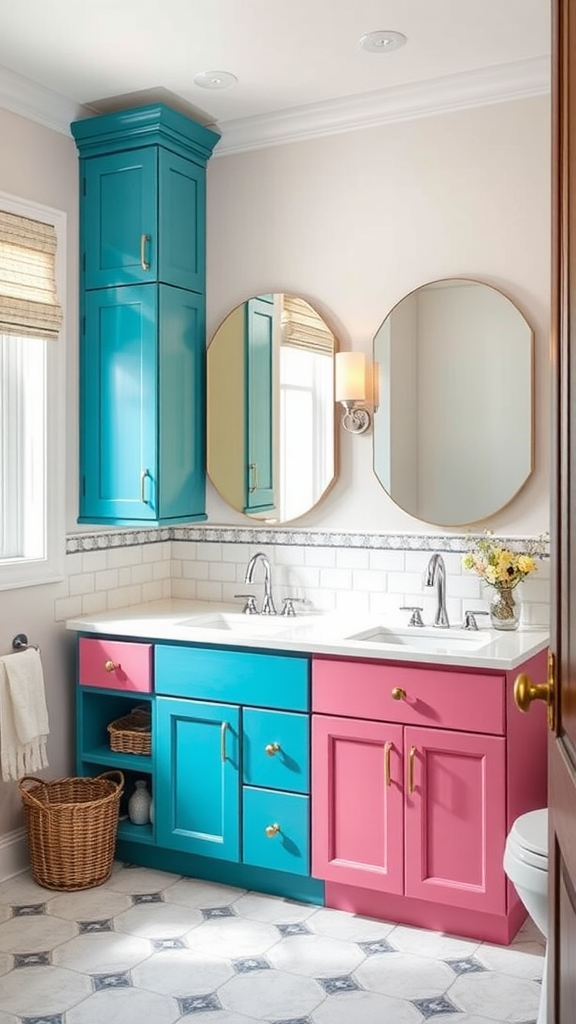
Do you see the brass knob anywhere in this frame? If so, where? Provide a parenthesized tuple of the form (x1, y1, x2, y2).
(391, 687, 406, 701)
(104, 660, 118, 672)
(514, 651, 555, 731)
(265, 823, 281, 837)
(265, 742, 281, 756)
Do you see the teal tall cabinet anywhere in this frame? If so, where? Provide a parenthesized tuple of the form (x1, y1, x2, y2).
(71, 105, 219, 525)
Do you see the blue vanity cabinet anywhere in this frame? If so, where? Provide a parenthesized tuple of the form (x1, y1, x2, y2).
(244, 295, 275, 513)
(71, 104, 219, 526)
(154, 644, 312, 875)
(80, 284, 206, 524)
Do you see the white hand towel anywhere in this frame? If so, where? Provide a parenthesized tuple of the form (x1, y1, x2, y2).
(0, 648, 50, 782)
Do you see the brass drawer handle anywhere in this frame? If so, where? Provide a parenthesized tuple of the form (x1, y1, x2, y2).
(384, 740, 392, 787)
(391, 687, 406, 701)
(265, 823, 281, 837)
(408, 745, 416, 794)
(265, 742, 281, 756)
(104, 660, 118, 672)
(140, 233, 151, 271)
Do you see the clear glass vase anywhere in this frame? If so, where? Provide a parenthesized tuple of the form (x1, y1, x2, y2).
(489, 586, 520, 630)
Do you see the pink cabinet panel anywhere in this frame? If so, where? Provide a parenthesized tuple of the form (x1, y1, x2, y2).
(78, 637, 152, 692)
(311, 714, 404, 894)
(312, 657, 505, 735)
(404, 726, 507, 914)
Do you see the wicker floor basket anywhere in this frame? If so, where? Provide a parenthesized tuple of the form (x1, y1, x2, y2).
(18, 771, 124, 891)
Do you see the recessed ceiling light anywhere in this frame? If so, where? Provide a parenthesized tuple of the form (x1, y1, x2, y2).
(193, 70, 238, 90)
(359, 30, 407, 53)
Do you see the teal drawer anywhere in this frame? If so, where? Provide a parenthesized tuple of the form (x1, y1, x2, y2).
(243, 708, 309, 793)
(155, 645, 309, 711)
(243, 786, 309, 876)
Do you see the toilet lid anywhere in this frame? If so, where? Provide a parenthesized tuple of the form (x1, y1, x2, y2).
(510, 808, 548, 857)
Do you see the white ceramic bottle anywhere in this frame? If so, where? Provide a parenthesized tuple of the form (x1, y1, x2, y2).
(128, 779, 152, 825)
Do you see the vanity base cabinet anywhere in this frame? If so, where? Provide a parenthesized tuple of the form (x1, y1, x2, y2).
(311, 652, 548, 944)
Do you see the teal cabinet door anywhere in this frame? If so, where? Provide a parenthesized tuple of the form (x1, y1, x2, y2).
(80, 284, 206, 525)
(245, 296, 275, 512)
(83, 147, 205, 292)
(81, 285, 158, 523)
(83, 148, 158, 290)
(155, 696, 240, 861)
(243, 787, 309, 875)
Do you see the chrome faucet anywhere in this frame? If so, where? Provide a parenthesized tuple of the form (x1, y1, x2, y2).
(424, 553, 450, 628)
(244, 551, 277, 615)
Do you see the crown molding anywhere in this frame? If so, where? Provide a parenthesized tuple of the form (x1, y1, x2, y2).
(0, 54, 550, 150)
(213, 55, 551, 156)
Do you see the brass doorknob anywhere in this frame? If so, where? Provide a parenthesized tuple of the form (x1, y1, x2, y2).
(391, 687, 406, 701)
(104, 660, 118, 672)
(513, 651, 555, 730)
(265, 742, 281, 756)
(265, 823, 281, 837)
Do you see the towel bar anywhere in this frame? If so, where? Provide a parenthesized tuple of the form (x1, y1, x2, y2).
(12, 633, 40, 652)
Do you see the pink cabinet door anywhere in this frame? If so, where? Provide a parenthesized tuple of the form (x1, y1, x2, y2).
(311, 714, 404, 894)
(404, 725, 507, 914)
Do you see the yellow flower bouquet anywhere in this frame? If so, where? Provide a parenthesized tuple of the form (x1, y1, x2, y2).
(462, 532, 547, 630)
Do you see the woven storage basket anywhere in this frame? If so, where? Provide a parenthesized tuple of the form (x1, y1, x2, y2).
(19, 771, 124, 891)
(107, 705, 151, 755)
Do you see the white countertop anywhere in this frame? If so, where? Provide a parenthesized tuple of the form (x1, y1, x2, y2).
(65, 599, 550, 671)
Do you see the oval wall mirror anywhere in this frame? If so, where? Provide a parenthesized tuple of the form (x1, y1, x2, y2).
(373, 278, 533, 527)
(207, 293, 336, 523)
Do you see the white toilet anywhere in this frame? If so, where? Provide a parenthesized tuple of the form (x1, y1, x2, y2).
(503, 808, 548, 1024)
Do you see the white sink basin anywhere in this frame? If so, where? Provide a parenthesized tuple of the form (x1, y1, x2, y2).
(178, 612, 292, 635)
(346, 626, 494, 653)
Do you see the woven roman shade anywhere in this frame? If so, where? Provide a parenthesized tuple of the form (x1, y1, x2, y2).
(0, 210, 63, 339)
(280, 294, 334, 355)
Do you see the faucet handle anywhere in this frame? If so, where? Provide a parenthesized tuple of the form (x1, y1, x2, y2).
(234, 594, 259, 615)
(280, 597, 305, 617)
(400, 606, 425, 627)
(463, 609, 490, 631)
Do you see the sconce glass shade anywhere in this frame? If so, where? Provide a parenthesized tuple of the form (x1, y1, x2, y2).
(335, 351, 367, 402)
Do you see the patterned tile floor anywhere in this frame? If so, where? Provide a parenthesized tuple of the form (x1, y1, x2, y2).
(0, 862, 545, 1024)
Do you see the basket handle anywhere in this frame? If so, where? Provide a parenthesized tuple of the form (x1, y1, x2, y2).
(18, 776, 47, 808)
(96, 770, 125, 791)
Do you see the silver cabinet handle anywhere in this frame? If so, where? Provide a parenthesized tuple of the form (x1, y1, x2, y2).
(140, 469, 151, 505)
(140, 233, 151, 271)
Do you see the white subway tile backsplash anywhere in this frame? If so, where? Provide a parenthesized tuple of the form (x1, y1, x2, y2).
(61, 527, 550, 633)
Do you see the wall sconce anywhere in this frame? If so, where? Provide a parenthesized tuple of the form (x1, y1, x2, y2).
(335, 351, 371, 434)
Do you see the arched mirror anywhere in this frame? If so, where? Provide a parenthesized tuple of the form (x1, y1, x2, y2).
(373, 278, 533, 527)
(207, 293, 336, 523)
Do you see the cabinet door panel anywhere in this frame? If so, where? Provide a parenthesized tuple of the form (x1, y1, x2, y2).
(155, 696, 240, 860)
(312, 715, 404, 893)
(83, 148, 157, 289)
(244, 296, 274, 512)
(405, 726, 506, 913)
(243, 708, 309, 793)
(81, 286, 157, 522)
(243, 787, 309, 875)
(159, 149, 204, 292)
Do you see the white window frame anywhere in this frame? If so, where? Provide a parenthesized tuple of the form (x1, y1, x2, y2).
(0, 190, 65, 591)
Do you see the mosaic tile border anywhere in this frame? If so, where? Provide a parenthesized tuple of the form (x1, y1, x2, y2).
(66, 525, 550, 557)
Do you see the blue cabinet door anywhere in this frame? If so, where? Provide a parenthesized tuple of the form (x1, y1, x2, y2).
(83, 147, 205, 292)
(83, 148, 158, 290)
(80, 284, 207, 524)
(81, 285, 158, 523)
(155, 696, 240, 861)
(244, 296, 275, 512)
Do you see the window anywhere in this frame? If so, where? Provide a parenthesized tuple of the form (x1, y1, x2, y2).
(0, 192, 65, 589)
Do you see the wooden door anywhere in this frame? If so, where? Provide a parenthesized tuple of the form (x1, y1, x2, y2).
(311, 714, 404, 893)
(155, 696, 240, 861)
(549, 2, 576, 1020)
(404, 726, 506, 913)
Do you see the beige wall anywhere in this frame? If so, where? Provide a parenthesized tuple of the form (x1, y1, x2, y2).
(0, 92, 551, 859)
(206, 95, 551, 536)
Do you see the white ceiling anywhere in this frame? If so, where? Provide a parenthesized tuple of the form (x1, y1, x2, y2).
(0, 0, 551, 153)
